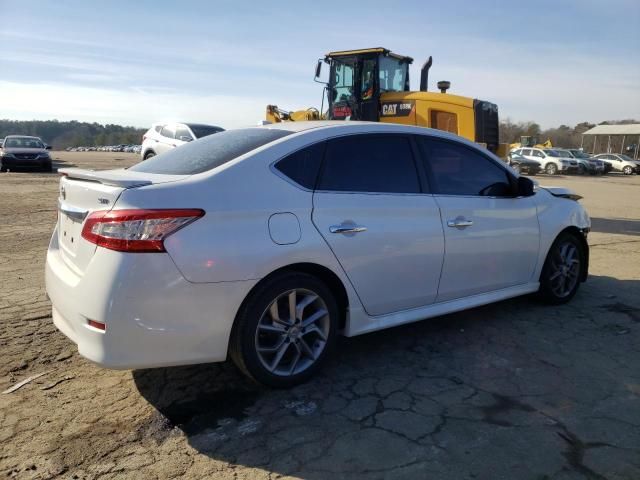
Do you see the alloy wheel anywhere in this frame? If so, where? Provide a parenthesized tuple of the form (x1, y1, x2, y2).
(546, 163, 558, 175)
(548, 241, 580, 298)
(254, 288, 330, 377)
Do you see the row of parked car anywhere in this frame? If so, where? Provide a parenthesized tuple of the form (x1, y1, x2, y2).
(66, 145, 142, 153)
(507, 147, 640, 176)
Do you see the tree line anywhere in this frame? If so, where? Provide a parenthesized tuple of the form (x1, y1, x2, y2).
(1, 118, 637, 151)
(0, 119, 145, 149)
(499, 118, 639, 152)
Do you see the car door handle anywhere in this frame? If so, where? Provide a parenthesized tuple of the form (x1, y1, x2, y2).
(447, 218, 473, 228)
(330, 225, 367, 234)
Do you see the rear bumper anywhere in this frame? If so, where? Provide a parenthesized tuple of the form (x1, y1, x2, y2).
(45, 226, 257, 369)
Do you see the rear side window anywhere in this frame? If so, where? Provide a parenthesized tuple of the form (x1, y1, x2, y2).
(130, 128, 292, 175)
(154, 125, 163, 132)
(318, 135, 420, 193)
(417, 137, 512, 197)
(274, 142, 324, 189)
(160, 126, 175, 139)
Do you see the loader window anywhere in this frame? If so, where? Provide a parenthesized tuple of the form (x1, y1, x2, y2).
(379, 56, 408, 93)
(332, 60, 355, 103)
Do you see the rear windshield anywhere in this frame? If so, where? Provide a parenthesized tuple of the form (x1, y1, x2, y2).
(129, 128, 292, 175)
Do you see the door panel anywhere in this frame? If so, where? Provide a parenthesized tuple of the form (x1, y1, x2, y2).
(312, 193, 444, 316)
(434, 195, 539, 302)
(416, 135, 540, 302)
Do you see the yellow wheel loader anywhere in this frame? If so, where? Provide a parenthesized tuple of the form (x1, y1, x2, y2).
(266, 47, 508, 157)
(509, 136, 553, 152)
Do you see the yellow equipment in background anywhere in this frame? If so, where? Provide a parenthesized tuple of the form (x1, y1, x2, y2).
(267, 47, 508, 156)
(509, 136, 552, 152)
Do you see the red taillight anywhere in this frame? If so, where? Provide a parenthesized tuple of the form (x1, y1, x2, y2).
(81, 209, 204, 253)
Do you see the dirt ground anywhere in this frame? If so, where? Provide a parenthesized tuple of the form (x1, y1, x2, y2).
(1, 151, 639, 480)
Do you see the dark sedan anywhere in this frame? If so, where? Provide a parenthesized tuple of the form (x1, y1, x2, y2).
(0, 135, 53, 172)
(508, 153, 541, 175)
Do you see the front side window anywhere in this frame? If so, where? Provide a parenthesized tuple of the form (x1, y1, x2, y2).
(379, 56, 408, 92)
(417, 137, 512, 197)
(189, 124, 224, 139)
(318, 135, 420, 193)
(160, 126, 175, 139)
(175, 126, 193, 141)
(532, 150, 544, 158)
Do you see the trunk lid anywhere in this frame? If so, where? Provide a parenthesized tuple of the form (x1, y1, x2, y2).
(56, 168, 185, 275)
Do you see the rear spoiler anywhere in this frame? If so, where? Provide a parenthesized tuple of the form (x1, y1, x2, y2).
(59, 168, 152, 188)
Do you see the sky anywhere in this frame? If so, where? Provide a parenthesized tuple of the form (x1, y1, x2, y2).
(1, 0, 639, 129)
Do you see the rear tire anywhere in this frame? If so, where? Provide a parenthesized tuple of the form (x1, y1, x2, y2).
(229, 272, 338, 388)
(545, 163, 558, 175)
(143, 151, 155, 160)
(538, 232, 584, 305)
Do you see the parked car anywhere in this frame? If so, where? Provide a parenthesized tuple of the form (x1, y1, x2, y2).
(0, 135, 53, 172)
(593, 153, 640, 175)
(558, 149, 604, 175)
(507, 152, 541, 175)
(141, 122, 224, 159)
(511, 147, 579, 175)
(46, 122, 590, 387)
(566, 149, 609, 174)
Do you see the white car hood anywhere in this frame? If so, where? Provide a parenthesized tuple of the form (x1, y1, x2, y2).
(540, 186, 582, 201)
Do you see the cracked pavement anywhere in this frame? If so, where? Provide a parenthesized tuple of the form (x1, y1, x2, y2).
(0, 152, 639, 480)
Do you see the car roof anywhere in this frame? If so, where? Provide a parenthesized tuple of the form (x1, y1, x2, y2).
(4, 135, 41, 139)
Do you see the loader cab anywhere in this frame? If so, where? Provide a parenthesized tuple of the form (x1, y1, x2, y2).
(322, 48, 412, 121)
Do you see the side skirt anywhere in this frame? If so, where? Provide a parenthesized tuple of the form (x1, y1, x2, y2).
(344, 282, 540, 337)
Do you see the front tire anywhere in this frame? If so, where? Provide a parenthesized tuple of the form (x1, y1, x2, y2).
(545, 163, 558, 175)
(229, 272, 338, 388)
(538, 232, 584, 304)
(623, 165, 633, 175)
(143, 151, 155, 160)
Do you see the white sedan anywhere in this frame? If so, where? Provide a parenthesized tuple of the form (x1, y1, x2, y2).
(46, 122, 590, 387)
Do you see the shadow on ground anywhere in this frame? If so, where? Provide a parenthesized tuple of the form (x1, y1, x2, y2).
(133, 275, 640, 479)
(591, 217, 640, 236)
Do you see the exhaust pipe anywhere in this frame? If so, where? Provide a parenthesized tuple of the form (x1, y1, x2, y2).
(419, 56, 432, 92)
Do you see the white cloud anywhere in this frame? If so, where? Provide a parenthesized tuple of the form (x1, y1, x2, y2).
(0, 81, 271, 128)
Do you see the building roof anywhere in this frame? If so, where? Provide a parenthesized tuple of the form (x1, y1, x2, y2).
(582, 124, 640, 136)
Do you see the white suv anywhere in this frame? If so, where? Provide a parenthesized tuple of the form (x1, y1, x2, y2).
(512, 148, 579, 175)
(141, 122, 224, 159)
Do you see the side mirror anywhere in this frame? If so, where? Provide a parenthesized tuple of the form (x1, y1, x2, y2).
(517, 176, 535, 197)
(45, 144, 52, 150)
(314, 60, 322, 79)
(179, 136, 192, 142)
